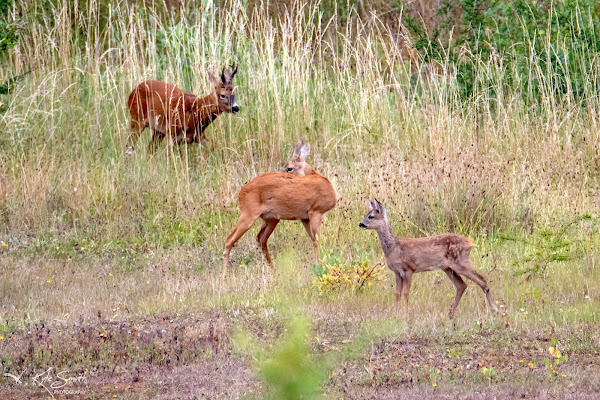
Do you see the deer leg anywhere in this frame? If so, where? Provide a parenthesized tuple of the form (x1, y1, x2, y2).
(443, 267, 468, 318)
(392, 271, 404, 312)
(449, 260, 498, 314)
(307, 211, 324, 263)
(256, 218, 279, 268)
(301, 218, 316, 254)
(149, 130, 165, 153)
(200, 135, 214, 152)
(401, 270, 413, 314)
(222, 212, 259, 278)
(128, 119, 146, 149)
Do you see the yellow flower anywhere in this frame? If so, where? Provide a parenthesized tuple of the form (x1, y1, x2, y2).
(432, 383, 437, 387)
(0, 336, 4, 340)
(47, 280, 51, 283)
(548, 347, 561, 358)
(1, 242, 6, 247)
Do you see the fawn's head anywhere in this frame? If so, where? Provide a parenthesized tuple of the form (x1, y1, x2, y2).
(281, 141, 315, 176)
(359, 199, 387, 230)
(208, 63, 239, 114)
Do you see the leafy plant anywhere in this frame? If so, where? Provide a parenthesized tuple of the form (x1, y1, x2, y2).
(310, 248, 385, 295)
(235, 315, 328, 400)
(545, 338, 568, 376)
(504, 214, 592, 279)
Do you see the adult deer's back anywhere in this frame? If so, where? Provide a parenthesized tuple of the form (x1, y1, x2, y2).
(222, 142, 336, 276)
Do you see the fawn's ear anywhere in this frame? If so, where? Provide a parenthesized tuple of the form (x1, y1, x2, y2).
(299, 142, 311, 161)
(292, 141, 304, 158)
(374, 198, 386, 215)
(364, 198, 374, 210)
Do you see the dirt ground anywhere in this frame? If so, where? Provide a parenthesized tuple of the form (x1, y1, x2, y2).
(1, 310, 599, 399)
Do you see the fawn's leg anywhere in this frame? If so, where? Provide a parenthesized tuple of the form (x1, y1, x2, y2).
(401, 270, 413, 315)
(450, 260, 498, 313)
(393, 271, 404, 313)
(443, 267, 468, 318)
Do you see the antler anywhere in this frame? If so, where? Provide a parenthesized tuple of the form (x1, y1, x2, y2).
(229, 62, 238, 80)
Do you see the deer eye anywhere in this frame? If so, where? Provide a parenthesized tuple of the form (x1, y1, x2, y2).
(287, 167, 293, 172)
(220, 94, 226, 99)
(368, 215, 374, 219)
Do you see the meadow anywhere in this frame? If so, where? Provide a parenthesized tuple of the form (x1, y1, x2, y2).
(1, 0, 599, 398)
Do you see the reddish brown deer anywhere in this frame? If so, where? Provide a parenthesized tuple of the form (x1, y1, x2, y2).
(222, 142, 336, 277)
(359, 199, 498, 318)
(127, 63, 239, 149)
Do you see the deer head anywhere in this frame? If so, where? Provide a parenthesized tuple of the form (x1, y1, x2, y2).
(281, 141, 315, 176)
(208, 63, 239, 114)
(359, 198, 388, 230)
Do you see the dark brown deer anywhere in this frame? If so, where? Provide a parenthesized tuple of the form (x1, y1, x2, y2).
(127, 63, 239, 149)
(359, 199, 498, 318)
(222, 142, 336, 277)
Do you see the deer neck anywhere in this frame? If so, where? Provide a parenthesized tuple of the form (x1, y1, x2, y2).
(304, 164, 317, 175)
(374, 220, 398, 257)
(193, 94, 222, 129)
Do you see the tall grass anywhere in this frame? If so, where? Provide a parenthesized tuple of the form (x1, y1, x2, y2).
(0, 0, 598, 251)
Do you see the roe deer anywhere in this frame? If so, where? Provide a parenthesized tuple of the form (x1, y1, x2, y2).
(359, 199, 498, 318)
(222, 142, 336, 277)
(281, 141, 316, 176)
(127, 63, 239, 149)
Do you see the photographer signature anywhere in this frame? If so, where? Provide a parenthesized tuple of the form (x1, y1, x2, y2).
(4, 367, 88, 399)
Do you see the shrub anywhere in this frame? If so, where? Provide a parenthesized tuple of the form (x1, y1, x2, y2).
(310, 249, 385, 295)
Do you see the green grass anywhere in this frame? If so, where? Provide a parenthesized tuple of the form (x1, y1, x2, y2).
(0, 0, 599, 398)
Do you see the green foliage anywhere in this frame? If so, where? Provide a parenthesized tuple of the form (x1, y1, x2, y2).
(545, 338, 569, 376)
(504, 214, 593, 279)
(258, 318, 326, 400)
(411, 0, 600, 103)
(235, 315, 328, 400)
(0, 0, 16, 55)
(310, 248, 385, 295)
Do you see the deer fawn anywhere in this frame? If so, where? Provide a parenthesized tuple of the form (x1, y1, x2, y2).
(222, 142, 336, 277)
(280, 140, 316, 176)
(127, 63, 239, 149)
(359, 199, 498, 318)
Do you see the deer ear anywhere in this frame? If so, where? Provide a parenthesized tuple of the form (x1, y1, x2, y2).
(299, 142, 311, 161)
(374, 198, 386, 215)
(208, 71, 219, 86)
(292, 140, 304, 158)
(364, 198, 374, 210)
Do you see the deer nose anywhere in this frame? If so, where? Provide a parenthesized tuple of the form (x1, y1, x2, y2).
(359, 222, 367, 229)
(231, 105, 240, 114)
